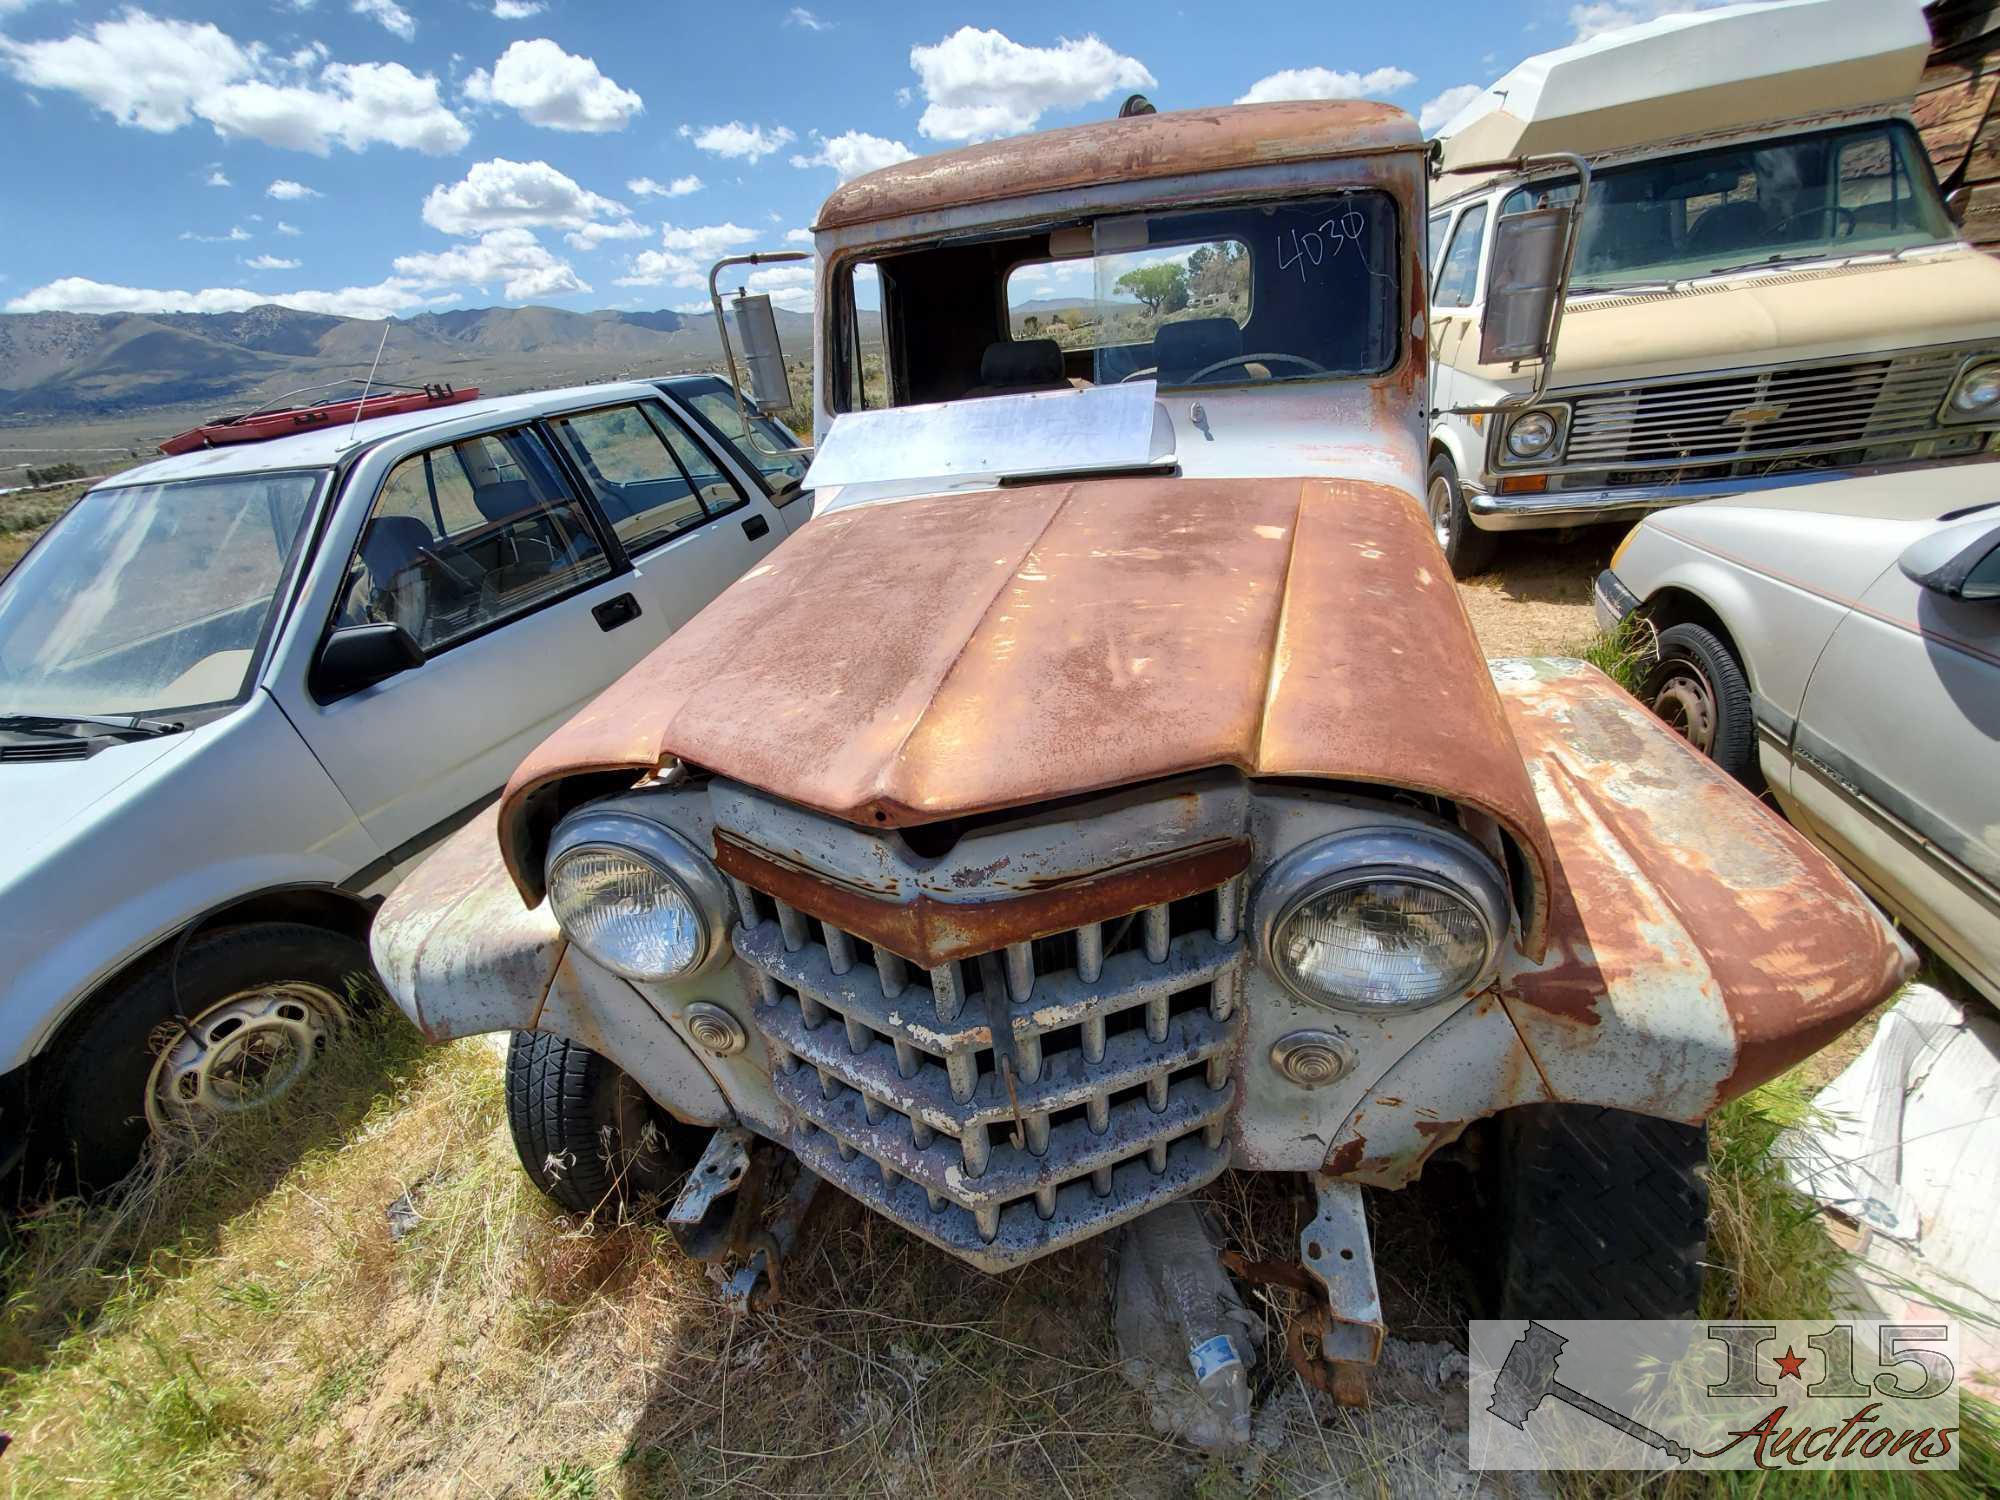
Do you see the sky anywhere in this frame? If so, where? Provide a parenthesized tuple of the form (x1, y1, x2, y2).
(0, 0, 1729, 321)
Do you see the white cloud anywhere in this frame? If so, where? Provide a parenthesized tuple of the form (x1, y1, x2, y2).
(1234, 65, 1415, 105)
(678, 120, 795, 162)
(1568, 1, 1731, 42)
(0, 13, 469, 155)
(351, 0, 415, 43)
(784, 227, 813, 244)
(422, 158, 625, 235)
(491, 0, 545, 17)
(787, 7, 831, 30)
(564, 218, 649, 251)
(205, 166, 231, 188)
(1418, 83, 1485, 136)
(628, 174, 704, 198)
(790, 129, 915, 182)
(266, 178, 321, 200)
(908, 26, 1153, 141)
(744, 262, 813, 311)
(463, 38, 642, 133)
(244, 254, 301, 270)
(181, 226, 252, 242)
(614, 221, 760, 288)
(2, 275, 427, 320)
(392, 227, 587, 300)
(276, 220, 304, 236)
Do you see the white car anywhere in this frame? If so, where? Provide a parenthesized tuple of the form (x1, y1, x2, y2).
(1596, 464, 2000, 1002)
(0, 376, 805, 1182)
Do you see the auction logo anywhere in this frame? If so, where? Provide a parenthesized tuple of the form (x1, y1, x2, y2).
(1469, 1320, 1960, 1471)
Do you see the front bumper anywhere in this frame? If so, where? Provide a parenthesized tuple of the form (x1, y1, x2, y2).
(1593, 567, 1641, 635)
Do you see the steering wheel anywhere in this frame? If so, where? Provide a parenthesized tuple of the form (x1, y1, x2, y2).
(1770, 205, 1858, 240)
(1185, 352, 1328, 384)
(1119, 364, 1160, 384)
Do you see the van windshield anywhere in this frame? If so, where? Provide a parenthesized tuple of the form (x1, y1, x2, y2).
(1505, 122, 1955, 291)
(0, 471, 321, 720)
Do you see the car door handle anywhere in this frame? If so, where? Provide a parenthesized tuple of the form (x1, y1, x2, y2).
(592, 593, 641, 632)
(741, 514, 770, 541)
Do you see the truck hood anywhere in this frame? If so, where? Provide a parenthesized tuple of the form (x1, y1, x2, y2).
(1472, 248, 2000, 387)
(499, 474, 1556, 951)
(0, 733, 188, 870)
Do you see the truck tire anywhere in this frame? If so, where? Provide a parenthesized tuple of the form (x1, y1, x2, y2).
(505, 1031, 684, 1215)
(1426, 452, 1498, 576)
(1645, 622, 1756, 784)
(1497, 1103, 1709, 1319)
(38, 922, 371, 1187)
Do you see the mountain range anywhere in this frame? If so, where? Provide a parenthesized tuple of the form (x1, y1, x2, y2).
(0, 303, 823, 419)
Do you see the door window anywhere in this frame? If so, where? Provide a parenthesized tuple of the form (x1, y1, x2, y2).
(1427, 211, 1453, 283)
(550, 401, 745, 555)
(679, 383, 810, 494)
(1434, 203, 1488, 308)
(336, 426, 608, 655)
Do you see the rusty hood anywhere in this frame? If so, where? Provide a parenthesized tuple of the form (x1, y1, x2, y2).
(498, 474, 1556, 949)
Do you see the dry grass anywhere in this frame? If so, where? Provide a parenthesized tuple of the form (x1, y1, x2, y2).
(1455, 527, 1622, 657)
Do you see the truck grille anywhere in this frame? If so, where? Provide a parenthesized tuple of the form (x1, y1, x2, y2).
(1561, 349, 1971, 469)
(729, 875, 1247, 1270)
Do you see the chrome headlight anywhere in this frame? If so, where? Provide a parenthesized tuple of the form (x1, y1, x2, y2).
(546, 811, 731, 982)
(1945, 361, 2000, 421)
(1503, 408, 1561, 461)
(1253, 827, 1510, 1013)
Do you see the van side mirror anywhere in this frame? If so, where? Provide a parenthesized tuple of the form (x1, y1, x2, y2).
(732, 291, 794, 411)
(313, 622, 426, 701)
(1898, 520, 2000, 602)
(1947, 185, 1971, 227)
(1481, 205, 1575, 365)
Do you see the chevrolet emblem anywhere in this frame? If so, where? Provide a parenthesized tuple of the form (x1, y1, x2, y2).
(1725, 402, 1788, 426)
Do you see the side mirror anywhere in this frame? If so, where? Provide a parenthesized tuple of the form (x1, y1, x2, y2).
(313, 622, 426, 701)
(732, 291, 794, 411)
(1481, 205, 1574, 365)
(1947, 185, 1971, 228)
(1898, 520, 2000, 602)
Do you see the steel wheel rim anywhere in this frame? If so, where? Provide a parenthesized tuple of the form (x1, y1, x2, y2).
(1427, 474, 1456, 550)
(1652, 667, 1717, 755)
(144, 981, 349, 1135)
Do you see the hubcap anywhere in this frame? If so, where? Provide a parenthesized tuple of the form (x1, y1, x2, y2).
(144, 982, 348, 1135)
(1427, 474, 1456, 550)
(1652, 668, 1717, 755)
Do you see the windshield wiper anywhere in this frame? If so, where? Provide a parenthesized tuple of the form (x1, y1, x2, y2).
(1705, 252, 1833, 278)
(0, 712, 186, 740)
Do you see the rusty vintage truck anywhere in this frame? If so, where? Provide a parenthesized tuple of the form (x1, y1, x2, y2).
(371, 99, 1913, 1354)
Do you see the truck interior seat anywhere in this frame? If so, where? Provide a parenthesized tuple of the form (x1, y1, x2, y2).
(966, 338, 1068, 397)
(1152, 318, 1243, 384)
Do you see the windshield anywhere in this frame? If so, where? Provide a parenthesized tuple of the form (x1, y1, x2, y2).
(0, 471, 321, 719)
(1504, 122, 1955, 291)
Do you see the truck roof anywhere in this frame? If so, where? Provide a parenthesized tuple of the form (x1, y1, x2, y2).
(814, 100, 1421, 233)
(100, 378, 694, 488)
(1433, 0, 1929, 180)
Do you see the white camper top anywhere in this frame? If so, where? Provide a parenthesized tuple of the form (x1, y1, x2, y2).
(1433, 0, 1931, 177)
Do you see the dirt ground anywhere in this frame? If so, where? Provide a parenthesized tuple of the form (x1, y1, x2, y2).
(1453, 527, 1620, 657)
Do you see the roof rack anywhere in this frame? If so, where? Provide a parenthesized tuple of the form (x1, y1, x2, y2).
(158, 381, 480, 456)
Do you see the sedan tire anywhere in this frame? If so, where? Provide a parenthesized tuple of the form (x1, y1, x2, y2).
(1646, 622, 1757, 784)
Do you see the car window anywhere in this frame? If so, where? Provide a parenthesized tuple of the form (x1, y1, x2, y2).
(680, 386, 809, 492)
(1427, 211, 1453, 280)
(1434, 202, 1488, 308)
(549, 401, 741, 555)
(335, 426, 609, 656)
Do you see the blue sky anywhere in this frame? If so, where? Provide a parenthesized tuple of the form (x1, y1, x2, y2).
(0, 0, 1705, 320)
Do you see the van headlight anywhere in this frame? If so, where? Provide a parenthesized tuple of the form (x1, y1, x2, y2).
(1502, 408, 1563, 461)
(1254, 827, 1510, 1013)
(546, 811, 731, 981)
(1945, 361, 2000, 421)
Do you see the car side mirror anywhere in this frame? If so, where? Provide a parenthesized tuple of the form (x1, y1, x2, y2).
(313, 622, 426, 701)
(1898, 520, 2000, 602)
(1481, 204, 1575, 365)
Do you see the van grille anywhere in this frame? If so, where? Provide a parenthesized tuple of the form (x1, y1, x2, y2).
(1561, 349, 1972, 469)
(729, 876, 1247, 1270)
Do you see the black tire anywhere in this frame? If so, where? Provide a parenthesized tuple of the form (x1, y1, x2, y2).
(1645, 622, 1756, 784)
(1497, 1103, 1709, 1318)
(505, 1031, 685, 1215)
(35, 921, 374, 1187)
(1426, 452, 1499, 576)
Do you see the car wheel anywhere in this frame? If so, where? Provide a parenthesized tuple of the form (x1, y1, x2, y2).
(38, 922, 372, 1186)
(1646, 622, 1756, 783)
(1496, 1103, 1709, 1318)
(1426, 453, 1499, 577)
(505, 1031, 692, 1215)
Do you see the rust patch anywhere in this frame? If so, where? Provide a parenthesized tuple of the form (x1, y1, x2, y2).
(1325, 1137, 1367, 1176)
(814, 100, 1420, 231)
(715, 833, 1247, 969)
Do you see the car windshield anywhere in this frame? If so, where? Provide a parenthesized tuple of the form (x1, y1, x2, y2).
(1506, 122, 1955, 291)
(0, 470, 321, 720)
